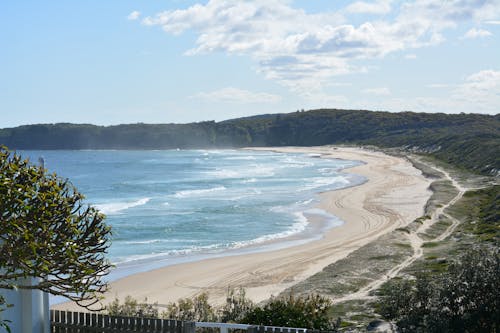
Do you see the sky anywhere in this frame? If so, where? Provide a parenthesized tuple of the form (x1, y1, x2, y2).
(1, 0, 500, 127)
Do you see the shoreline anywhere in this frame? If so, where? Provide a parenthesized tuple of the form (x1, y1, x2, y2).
(53, 146, 432, 310)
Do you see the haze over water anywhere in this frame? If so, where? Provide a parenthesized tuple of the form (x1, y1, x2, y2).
(21, 149, 364, 266)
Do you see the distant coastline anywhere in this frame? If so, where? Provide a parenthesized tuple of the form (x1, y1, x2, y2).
(2, 109, 498, 176)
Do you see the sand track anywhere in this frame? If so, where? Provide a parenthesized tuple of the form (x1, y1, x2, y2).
(332, 160, 467, 304)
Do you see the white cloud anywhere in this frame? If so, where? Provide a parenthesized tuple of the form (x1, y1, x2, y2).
(427, 83, 452, 88)
(462, 27, 493, 39)
(485, 20, 500, 25)
(191, 87, 282, 103)
(452, 70, 500, 109)
(362, 87, 391, 95)
(127, 11, 141, 21)
(385, 70, 500, 114)
(405, 53, 417, 59)
(346, 0, 392, 15)
(139, 0, 500, 98)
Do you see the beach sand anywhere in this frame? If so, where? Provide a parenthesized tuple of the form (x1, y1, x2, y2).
(53, 146, 431, 310)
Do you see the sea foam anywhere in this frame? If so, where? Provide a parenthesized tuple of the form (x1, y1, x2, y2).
(173, 186, 227, 198)
(96, 197, 150, 215)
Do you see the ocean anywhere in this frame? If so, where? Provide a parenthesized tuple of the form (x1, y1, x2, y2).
(20, 149, 364, 274)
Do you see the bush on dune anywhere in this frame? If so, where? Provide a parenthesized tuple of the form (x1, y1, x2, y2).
(377, 247, 500, 332)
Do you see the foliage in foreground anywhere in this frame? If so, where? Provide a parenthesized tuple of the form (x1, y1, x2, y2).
(107, 289, 339, 331)
(0, 295, 12, 333)
(377, 247, 500, 332)
(0, 147, 112, 309)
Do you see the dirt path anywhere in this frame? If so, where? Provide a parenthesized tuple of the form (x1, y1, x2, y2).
(333, 161, 467, 304)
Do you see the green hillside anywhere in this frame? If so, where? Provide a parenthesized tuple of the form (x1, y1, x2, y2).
(1, 109, 498, 176)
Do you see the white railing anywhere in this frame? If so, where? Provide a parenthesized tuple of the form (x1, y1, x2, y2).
(195, 322, 308, 333)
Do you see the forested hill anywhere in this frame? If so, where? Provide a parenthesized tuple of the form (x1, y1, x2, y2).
(1, 109, 499, 176)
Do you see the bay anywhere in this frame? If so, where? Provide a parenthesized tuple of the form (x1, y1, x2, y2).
(20, 149, 364, 267)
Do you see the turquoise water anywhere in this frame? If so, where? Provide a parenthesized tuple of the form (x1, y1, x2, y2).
(20, 149, 364, 267)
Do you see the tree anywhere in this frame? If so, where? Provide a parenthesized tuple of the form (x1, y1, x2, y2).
(0, 146, 112, 309)
(378, 247, 500, 332)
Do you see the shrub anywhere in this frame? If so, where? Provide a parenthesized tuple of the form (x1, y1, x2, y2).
(163, 293, 217, 322)
(378, 247, 500, 332)
(107, 296, 159, 318)
(241, 293, 339, 331)
(220, 287, 254, 323)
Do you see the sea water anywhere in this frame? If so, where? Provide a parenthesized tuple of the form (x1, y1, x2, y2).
(20, 149, 364, 271)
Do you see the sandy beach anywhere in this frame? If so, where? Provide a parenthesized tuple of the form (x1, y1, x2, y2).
(53, 146, 431, 310)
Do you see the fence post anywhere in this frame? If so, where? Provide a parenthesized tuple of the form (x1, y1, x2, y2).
(182, 321, 196, 333)
(248, 326, 258, 333)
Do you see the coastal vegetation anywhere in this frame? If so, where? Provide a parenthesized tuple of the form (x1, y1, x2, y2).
(0, 147, 112, 312)
(107, 290, 340, 331)
(1, 109, 499, 176)
(377, 247, 499, 333)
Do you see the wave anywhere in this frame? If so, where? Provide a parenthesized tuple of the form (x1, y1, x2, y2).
(318, 167, 339, 175)
(231, 211, 309, 248)
(113, 213, 309, 264)
(280, 157, 315, 168)
(241, 178, 257, 183)
(224, 156, 256, 160)
(303, 208, 343, 227)
(298, 176, 350, 191)
(207, 164, 275, 179)
(173, 186, 227, 198)
(123, 238, 199, 245)
(96, 197, 150, 215)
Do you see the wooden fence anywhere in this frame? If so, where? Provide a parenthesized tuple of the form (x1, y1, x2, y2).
(51, 310, 336, 333)
(50, 310, 195, 333)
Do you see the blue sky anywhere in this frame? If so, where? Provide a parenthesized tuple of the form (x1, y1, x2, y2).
(1, 0, 499, 127)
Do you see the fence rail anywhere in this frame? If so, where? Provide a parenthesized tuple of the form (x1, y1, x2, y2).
(195, 322, 308, 333)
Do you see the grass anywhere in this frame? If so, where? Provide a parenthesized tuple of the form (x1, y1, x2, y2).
(329, 299, 381, 331)
(281, 232, 413, 299)
(424, 180, 458, 214)
(418, 216, 452, 240)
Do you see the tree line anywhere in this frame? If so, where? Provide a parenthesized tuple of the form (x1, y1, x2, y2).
(1, 109, 499, 175)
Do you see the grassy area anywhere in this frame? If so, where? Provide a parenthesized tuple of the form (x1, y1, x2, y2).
(424, 180, 458, 214)
(329, 300, 380, 331)
(418, 216, 452, 240)
(280, 231, 413, 299)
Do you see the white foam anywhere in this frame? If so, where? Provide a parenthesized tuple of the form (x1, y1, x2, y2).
(209, 169, 241, 178)
(281, 157, 314, 168)
(241, 178, 257, 183)
(125, 239, 165, 245)
(298, 176, 350, 191)
(173, 186, 227, 198)
(207, 164, 275, 179)
(318, 167, 338, 175)
(225, 156, 256, 160)
(303, 208, 343, 227)
(231, 211, 309, 248)
(96, 197, 150, 215)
